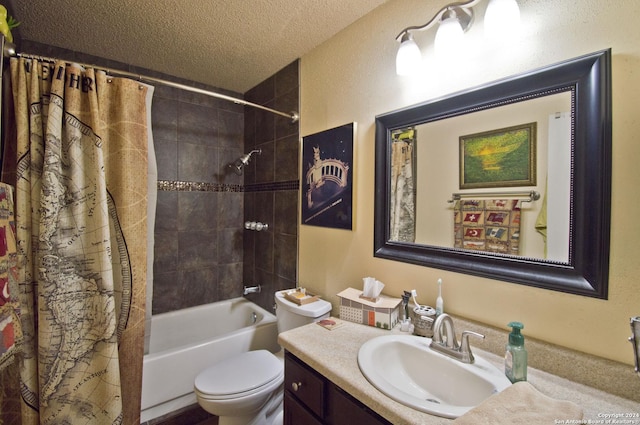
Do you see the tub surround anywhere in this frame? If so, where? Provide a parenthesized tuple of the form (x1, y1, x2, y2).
(278, 320, 638, 424)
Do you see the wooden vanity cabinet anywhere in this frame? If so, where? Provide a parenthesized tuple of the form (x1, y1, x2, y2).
(284, 352, 391, 425)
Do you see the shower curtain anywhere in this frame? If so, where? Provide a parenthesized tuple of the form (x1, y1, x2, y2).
(390, 127, 416, 243)
(0, 58, 154, 424)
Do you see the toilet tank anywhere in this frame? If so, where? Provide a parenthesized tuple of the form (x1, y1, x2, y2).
(274, 290, 332, 333)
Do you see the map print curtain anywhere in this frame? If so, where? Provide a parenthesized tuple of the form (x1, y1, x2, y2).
(0, 58, 153, 425)
(389, 127, 416, 243)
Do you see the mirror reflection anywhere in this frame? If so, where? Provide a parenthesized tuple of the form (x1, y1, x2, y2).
(374, 49, 611, 298)
(389, 92, 572, 263)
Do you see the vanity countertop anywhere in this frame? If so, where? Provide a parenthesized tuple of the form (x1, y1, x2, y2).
(278, 319, 639, 425)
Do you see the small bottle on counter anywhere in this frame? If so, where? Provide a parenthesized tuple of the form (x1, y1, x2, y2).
(505, 321, 528, 383)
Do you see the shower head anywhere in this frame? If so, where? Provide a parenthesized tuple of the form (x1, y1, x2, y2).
(229, 149, 261, 175)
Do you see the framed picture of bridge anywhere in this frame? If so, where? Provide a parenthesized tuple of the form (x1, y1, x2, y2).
(301, 122, 355, 229)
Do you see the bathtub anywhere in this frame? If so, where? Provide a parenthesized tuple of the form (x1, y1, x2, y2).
(140, 298, 280, 422)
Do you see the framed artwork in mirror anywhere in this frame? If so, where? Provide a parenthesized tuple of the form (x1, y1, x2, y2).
(459, 122, 537, 189)
(301, 122, 354, 230)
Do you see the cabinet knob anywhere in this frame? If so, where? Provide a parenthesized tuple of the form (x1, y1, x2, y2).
(291, 381, 303, 392)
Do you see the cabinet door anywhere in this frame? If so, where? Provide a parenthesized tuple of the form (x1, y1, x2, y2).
(284, 391, 324, 425)
(326, 382, 391, 425)
(285, 354, 325, 418)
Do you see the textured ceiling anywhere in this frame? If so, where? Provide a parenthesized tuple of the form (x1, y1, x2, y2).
(8, 0, 389, 93)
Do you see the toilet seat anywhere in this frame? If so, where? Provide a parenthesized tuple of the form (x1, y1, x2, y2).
(194, 350, 283, 400)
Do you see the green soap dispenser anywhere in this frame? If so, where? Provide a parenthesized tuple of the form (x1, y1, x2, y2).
(505, 321, 527, 383)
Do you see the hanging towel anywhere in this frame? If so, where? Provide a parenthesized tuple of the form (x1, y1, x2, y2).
(452, 381, 583, 424)
(454, 199, 521, 255)
(0, 183, 20, 372)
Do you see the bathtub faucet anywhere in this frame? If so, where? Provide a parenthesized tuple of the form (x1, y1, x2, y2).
(243, 285, 261, 295)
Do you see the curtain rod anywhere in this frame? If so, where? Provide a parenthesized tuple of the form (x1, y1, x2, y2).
(447, 190, 540, 203)
(3, 42, 300, 123)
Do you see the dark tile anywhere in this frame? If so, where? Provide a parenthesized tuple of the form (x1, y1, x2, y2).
(218, 192, 244, 228)
(152, 271, 180, 314)
(255, 229, 274, 273)
(255, 141, 275, 184)
(178, 142, 218, 182)
(178, 268, 219, 307)
(242, 259, 255, 290)
(177, 192, 218, 232)
(149, 81, 181, 102)
(218, 228, 243, 264)
(255, 105, 276, 145)
(242, 229, 256, 283)
(151, 97, 178, 142)
(179, 84, 224, 109)
(155, 191, 178, 232)
(154, 137, 178, 181)
(275, 60, 299, 98)
(178, 230, 218, 270)
(274, 233, 297, 282)
(274, 190, 298, 236)
(254, 192, 274, 225)
(218, 263, 243, 299)
(218, 109, 244, 149)
(275, 89, 300, 140)
(178, 102, 218, 146)
(275, 134, 299, 182)
(276, 115, 299, 142)
(243, 192, 256, 222)
(253, 268, 275, 311)
(154, 231, 178, 273)
(275, 274, 297, 294)
(245, 76, 275, 105)
(243, 106, 256, 150)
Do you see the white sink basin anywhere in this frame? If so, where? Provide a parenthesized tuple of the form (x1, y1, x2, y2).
(358, 334, 511, 418)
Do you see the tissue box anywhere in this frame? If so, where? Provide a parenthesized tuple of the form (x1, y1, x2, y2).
(337, 287, 401, 330)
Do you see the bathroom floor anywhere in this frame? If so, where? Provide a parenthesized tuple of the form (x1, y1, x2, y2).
(146, 405, 217, 425)
(194, 418, 218, 425)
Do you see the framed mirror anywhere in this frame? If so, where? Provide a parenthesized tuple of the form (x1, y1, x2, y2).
(374, 50, 611, 298)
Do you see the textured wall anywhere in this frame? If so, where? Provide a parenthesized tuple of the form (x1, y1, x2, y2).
(299, 0, 640, 366)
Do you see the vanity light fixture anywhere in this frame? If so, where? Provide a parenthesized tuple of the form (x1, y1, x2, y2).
(395, 0, 521, 75)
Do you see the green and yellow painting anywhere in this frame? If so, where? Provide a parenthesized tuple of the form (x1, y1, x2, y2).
(460, 122, 537, 189)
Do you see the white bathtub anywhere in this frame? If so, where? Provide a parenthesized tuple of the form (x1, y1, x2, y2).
(140, 298, 280, 422)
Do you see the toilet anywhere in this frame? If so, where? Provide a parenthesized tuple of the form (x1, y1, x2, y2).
(194, 290, 332, 425)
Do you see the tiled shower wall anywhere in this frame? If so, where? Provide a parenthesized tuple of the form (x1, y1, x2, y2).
(19, 41, 300, 316)
(242, 61, 300, 312)
(151, 74, 247, 314)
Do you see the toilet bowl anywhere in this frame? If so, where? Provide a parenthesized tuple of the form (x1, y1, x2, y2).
(195, 350, 284, 425)
(194, 289, 331, 425)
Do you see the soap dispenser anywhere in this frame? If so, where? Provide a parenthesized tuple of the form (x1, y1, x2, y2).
(505, 321, 527, 383)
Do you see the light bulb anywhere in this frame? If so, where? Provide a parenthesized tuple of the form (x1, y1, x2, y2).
(396, 34, 422, 76)
(434, 16, 465, 57)
(484, 0, 521, 40)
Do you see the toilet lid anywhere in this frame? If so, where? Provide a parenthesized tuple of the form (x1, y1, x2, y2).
(194, 350, 283, 397)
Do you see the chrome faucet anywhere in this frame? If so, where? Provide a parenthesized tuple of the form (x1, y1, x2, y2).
(430, 313, 485, 364)
(243, 285, 261, 295)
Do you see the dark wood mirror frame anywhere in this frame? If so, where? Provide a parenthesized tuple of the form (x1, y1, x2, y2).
(374, 49, 611, 298)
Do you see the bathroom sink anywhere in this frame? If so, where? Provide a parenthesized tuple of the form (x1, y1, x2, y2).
(357, 334, 511, 418)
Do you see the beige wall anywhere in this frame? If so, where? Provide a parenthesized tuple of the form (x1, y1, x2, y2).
(298, 0, 640, 365)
